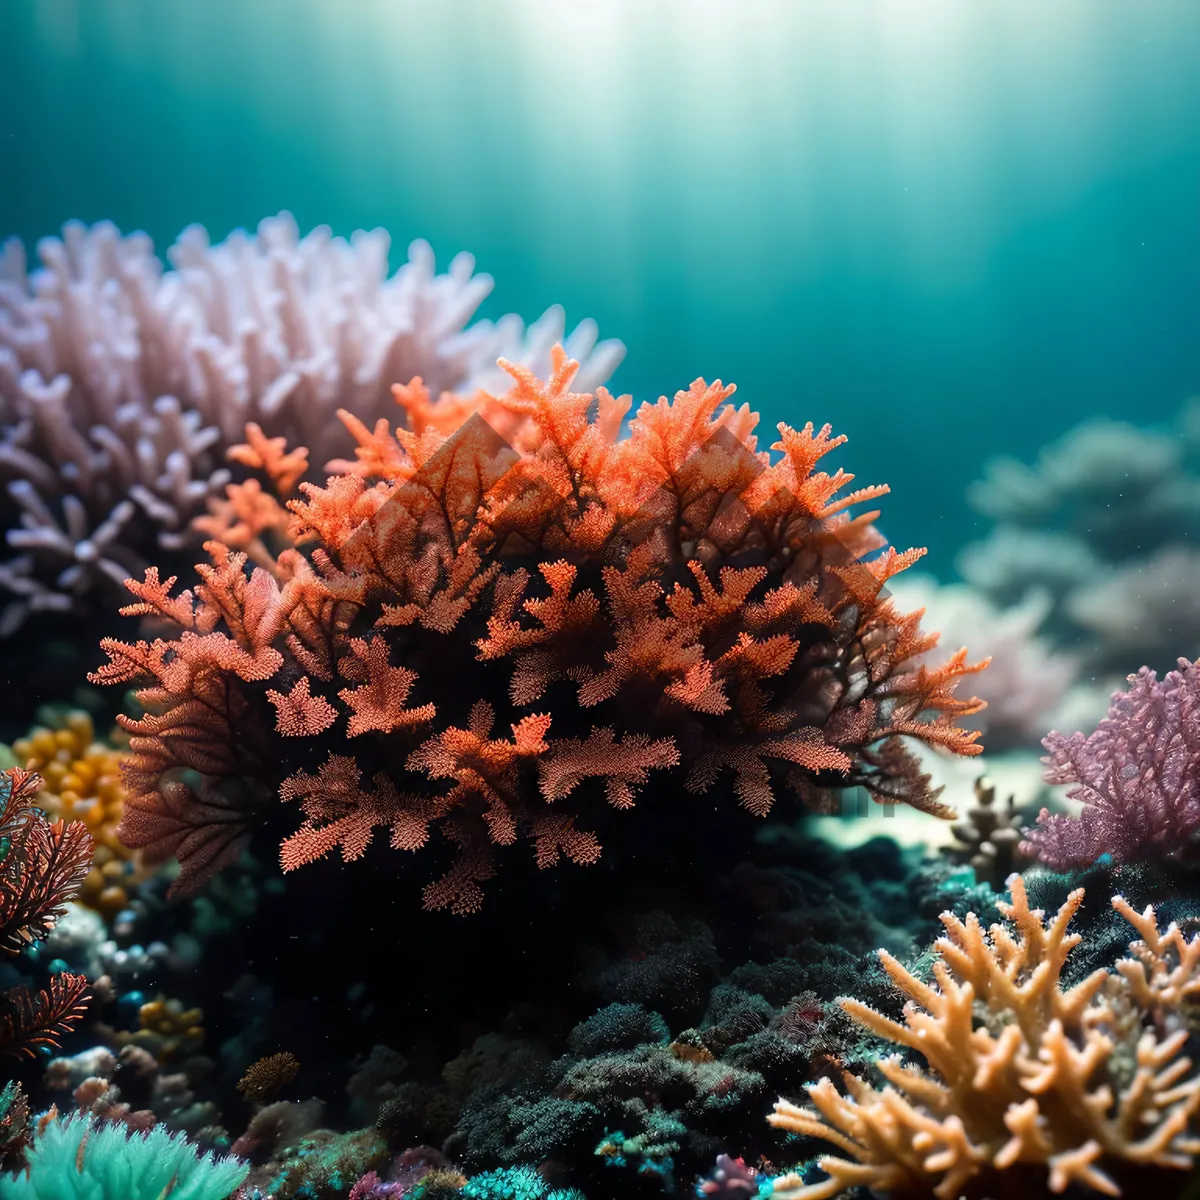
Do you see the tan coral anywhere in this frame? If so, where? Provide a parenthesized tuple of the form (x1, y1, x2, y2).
(769, 877, 1200, 1199)
(1111, 896, 1200, 1025)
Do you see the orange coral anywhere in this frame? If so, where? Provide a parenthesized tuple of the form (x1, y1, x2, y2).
(92, 349, 985, 911)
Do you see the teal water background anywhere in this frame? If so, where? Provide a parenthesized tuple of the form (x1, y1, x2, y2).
(2, 0, 1198, 563)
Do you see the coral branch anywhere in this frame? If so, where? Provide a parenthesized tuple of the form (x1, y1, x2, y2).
(0, 973, 90, 1060)
(0, 767, 94, 953)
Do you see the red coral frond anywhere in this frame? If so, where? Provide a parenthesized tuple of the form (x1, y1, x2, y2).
(420, 823, 497, 915)
(118, 567, 203, 629)
(0, 769, 42, 832)
(279, 755, 434, 870)
(327, 410, 409, 480)
(119, 779, 255, 896)
(0, 973, 90, 1059)
(88, 638, 173, 688)
(530, 812, 602, 869)
(194, 546, 287, 651)
(196, 478, 294, 564)
(512, 713, 552, 756)
(540, 729, 680, 810)
(689, 729, 852, 818)
(0, 771, 93, 954)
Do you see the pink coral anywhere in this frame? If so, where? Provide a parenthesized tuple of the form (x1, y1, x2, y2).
(1022, 657, 1200, 868)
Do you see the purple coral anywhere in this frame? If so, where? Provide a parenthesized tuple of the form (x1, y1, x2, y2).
(1021, 657, 1200, 867)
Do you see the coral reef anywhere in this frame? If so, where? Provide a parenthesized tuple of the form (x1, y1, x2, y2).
(1022, 657, 1200, 870)
(90, 347, 985, 911)
(769, 876, 1200, 1198)
(330, 835, 975, 1191)
(0, 214, 624, 633)
(14, 201, 1190, 1200)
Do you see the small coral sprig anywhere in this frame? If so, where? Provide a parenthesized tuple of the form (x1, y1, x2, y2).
(0, 766, 93, 954)
(0, 765, 92, 1060)
(0, 972, 90, 1060)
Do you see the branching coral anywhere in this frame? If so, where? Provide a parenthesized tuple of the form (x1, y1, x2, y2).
(886, 573, 1078, 752)
(769, 876, 1200, 1199)
(91, 348, 985, 912)
(1021, 658, 1200, 869)
(0, 765, 93, 1060)
(0, 213, 623, 632)
(0, 973, 91, 1062)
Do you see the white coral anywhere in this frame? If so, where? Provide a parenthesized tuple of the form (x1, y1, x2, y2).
(0, 213, 624, 632)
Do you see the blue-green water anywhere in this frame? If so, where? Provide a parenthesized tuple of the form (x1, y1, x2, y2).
(2, 0, 1199, 560)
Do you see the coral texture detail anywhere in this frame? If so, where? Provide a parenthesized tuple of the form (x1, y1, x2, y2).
(0, 766, 93, 954)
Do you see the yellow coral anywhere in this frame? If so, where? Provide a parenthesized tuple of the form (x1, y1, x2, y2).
(770, 878, 1200, 1199)
(116, 997, 205, 1061)
(8, 710, 140, 915)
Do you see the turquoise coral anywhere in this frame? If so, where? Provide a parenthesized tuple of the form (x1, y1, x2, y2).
(0, 1111, 248, 1200)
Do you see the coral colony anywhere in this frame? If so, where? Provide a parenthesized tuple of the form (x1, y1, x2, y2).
(90, 345, 984, 911)
(0, 215, 1199, 1200)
